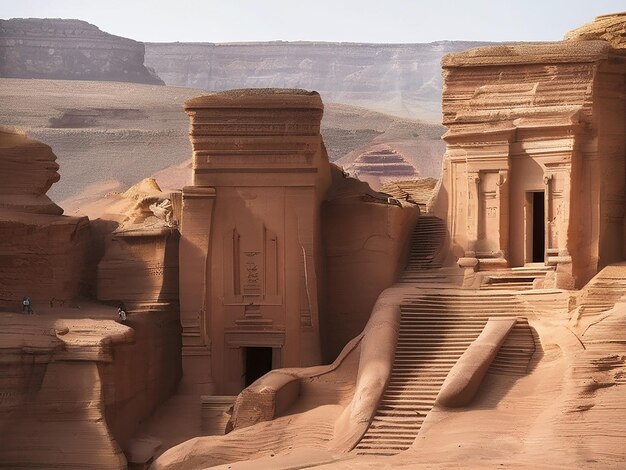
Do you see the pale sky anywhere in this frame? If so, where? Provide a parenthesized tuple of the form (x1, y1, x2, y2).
(1, 0, 623, 43)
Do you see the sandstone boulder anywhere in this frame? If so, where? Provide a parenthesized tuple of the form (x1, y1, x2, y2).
(565, 12, 626, 49)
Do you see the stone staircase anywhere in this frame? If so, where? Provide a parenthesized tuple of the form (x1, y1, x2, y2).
(354, 291, 535, 456)
(400, 216, 447, 283)
(480, 266, 554, 291)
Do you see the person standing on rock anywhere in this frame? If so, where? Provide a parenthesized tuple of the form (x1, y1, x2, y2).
(117, 302, 127, 322)
(22, 296, 33, 314)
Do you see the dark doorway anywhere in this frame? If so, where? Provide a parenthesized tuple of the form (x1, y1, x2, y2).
(532, 192, 545, 262)
(244, 347, 273, 387)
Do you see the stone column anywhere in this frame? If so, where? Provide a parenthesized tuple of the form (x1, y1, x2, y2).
(497, 169, 510, 262)
(543, 174, 553, 263)
(467, 172, 481, 255)
(179, 185, 216, 394)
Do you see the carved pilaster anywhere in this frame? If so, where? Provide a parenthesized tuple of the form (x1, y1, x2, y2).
(179, 185, 216, 393)
(544, 174, 554, 260)
(467, 172, 481, 253)
(497, 169, 509, 261)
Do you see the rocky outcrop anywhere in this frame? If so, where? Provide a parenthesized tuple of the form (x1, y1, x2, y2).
(380, 177, 439, 211)
(565, 12, 626, 49)
(0, 130, 62, 215)
(0, 305, 182, 469)
(145, 41, 491, 122)
(0, 18, 163, 84)
(96, 178, 180, 305)
(0, 137, 183, 467)
(347, 146, 418, 189)
(0, 130, 89, 309)
(0, 316, 131, 470)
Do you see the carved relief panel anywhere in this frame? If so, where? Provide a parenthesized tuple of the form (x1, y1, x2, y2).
(478, 171, 500, 253)
(223, 224, 280, 304)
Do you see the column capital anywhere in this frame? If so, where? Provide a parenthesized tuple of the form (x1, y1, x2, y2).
(543, 174, 554, 185)
(468, 172, 481, 184)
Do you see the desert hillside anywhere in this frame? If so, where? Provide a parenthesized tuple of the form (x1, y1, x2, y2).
(0, 18, 162, 84)
(0, 78, 445, 206)
(145, 41, 492, 122)
(1, 19, 493, 123)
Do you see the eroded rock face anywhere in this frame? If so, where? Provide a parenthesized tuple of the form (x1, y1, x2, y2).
(0, 130, 62, 215)
(322, 167, 419, 361)
(96, 178, 180, 304)
(0, 130, 89, 308)
(145, 41, 492, 122)
(565, 12, 626, 49)
(0, 316, 131, 470)
(0, 18, 163, 84)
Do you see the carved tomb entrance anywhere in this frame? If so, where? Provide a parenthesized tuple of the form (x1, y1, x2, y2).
(526, 191, 545, 263)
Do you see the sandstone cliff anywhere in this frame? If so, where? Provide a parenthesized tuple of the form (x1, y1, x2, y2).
(144, 41, 492, 122)
(0, 130, 89, 308)
(0, 18, 163, 84)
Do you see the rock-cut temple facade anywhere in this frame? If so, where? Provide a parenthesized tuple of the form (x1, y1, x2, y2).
(4, 11, 626, 470)
(179, 90, 332, 395)
(435, 39, 626, 288)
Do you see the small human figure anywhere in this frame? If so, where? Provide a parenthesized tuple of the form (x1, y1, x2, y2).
(117, 302, 127, 322)
(22, 296, 33, 314)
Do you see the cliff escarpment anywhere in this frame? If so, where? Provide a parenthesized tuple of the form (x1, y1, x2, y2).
(0, 18, 163, 84)
(144, 41, 492, 122)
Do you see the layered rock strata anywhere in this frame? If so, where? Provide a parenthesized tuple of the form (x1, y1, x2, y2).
(0, 307, 181, 469)
(96, 178, 180, 305)
(565, 12, 626, 49)
(0, 130, 89, 309)
(145, 40, 492, 122)
(380, 177, 439, 211)
(0, 315, 131, 469)
(0, 18, 163, 84)
(322, 169, 419, 361)
(347, 146, 418, 189)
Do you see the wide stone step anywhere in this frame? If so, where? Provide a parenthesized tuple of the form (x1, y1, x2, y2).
(355, 447, 409, 455)
(401, 304, 521, 309)
(397, 324, 489, 329)
(380, 400, 436, 407)
(370, 415, 426, 423)
(376, 409, 430, 417)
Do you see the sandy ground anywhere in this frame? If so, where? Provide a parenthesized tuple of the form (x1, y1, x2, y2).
(0, 78, 444, 209)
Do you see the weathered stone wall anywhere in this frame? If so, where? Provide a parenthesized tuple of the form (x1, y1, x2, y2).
(100, 308, 182, 449)
(0, 18, 163, 84)
(322, 169, 419, 361)
(0, 310, 182, 468)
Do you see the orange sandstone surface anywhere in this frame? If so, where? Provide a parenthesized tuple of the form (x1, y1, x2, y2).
(3, 12, 626, 470)
(152, 14, 626, 470)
